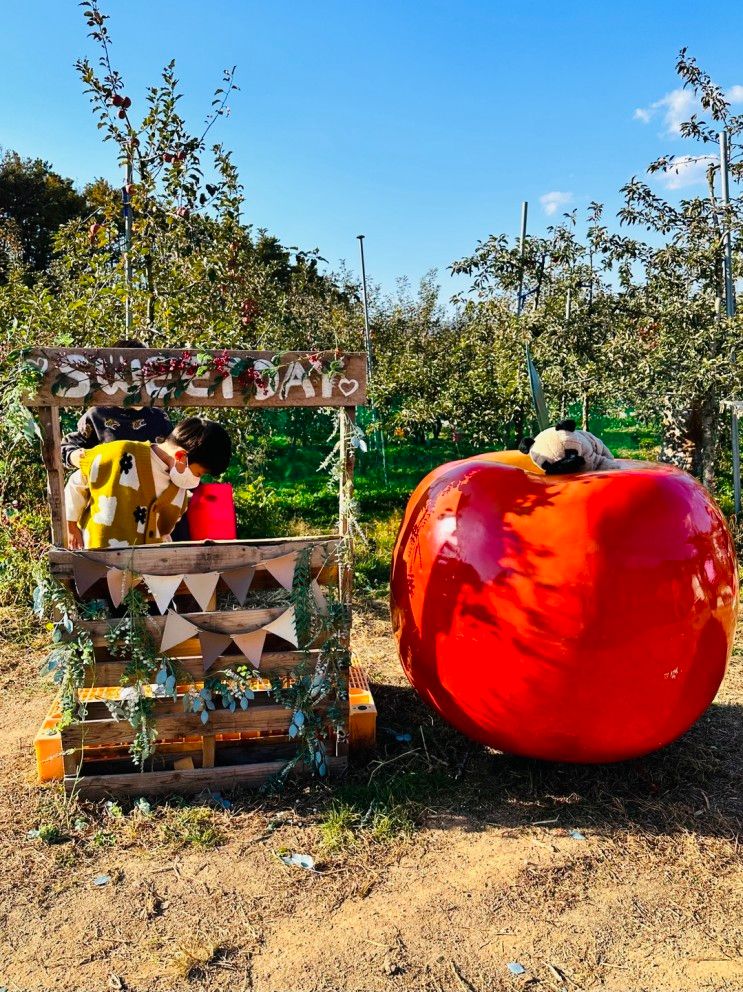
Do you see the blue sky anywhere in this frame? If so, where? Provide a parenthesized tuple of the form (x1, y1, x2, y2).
(1, 1, 741, 298)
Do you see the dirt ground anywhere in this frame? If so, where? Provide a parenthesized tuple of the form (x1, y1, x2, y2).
(0, 594, 741, 992)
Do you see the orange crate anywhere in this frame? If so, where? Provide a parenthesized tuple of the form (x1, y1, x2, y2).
(348, 664, 377, 748)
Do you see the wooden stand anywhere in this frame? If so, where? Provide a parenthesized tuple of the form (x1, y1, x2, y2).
(25, 349, 367, 797)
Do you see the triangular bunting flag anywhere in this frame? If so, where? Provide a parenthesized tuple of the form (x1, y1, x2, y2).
(264, 606, 298, 647)
(73, 557, 106, 597)
(231, 629, 267, 667)
(106, 568, 140, 608)
(106, 568, 124, 607)
(184, 571, 221, 612)
(142, 573, 185, 615)
(261, 552, 297, 591)
(222, 565, 255, 606)
(311, 579, 328, 615)
(160, 610, 200, 653)
(199, 630, 233, 673)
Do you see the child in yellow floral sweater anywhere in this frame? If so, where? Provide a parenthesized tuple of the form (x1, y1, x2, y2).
(64, 417, 231, 550)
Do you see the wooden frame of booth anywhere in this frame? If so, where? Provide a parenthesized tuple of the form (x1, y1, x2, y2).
(24, 348, 367, 796)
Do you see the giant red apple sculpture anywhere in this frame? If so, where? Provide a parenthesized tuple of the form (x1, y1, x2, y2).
(390, 452, 738, 762)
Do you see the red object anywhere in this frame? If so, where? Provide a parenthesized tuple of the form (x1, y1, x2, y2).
(186, 482, 237, 541)
(390, 452, 738, 763)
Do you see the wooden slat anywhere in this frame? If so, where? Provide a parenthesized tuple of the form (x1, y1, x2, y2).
(61, 703, 297, 747)
(82, 649, 322, 687)
(23, 348, 367, 408)
(49, 536, 340, 577)
(63, 755, 347, 797)
(36, 406, 66, 547)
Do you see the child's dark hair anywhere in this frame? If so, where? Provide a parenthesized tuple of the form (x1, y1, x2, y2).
(168, 417, 231, 477)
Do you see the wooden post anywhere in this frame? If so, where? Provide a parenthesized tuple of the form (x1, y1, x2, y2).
(338, 407, 356, 661)
(202, 735, 216, 769)
(338, 408, 356, 604)
(36, 406, 67, 547)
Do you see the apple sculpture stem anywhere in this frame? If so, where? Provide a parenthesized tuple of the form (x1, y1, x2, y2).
(390, 451, 738, 763)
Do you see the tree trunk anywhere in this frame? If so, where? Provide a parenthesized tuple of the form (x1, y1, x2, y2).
(659, 398, 717, 486)
(700, 401, 718, 491)
(581, 393, 589, 431)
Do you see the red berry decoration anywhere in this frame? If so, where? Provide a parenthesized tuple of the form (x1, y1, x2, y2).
(163, 152, 174, 163)
(117, 109, 126, 119)
(111, 94, 124, 107)
(391, 451, 738, 763)
(122, 96, 131, 110)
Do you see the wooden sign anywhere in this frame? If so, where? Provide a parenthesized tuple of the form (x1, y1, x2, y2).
(22, 348, 367, 408)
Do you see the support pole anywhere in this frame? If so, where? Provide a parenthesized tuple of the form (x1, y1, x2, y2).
(356, 234, 388, 484)
(123, 151, 134, 334)
(517, 201, 528, 316)
(36, 406, 67, 547)
(720, 131, 736, 319)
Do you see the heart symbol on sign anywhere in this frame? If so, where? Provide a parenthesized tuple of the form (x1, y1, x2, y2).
(337, 377, 359, 397)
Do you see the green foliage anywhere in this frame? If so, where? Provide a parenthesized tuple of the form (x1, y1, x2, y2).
(0, 151, 87, 273)
(354, 512, 402, 588)
(0, 507, 48, 610)
(234, 476, 289, 538)
(267, 546, 351, 780)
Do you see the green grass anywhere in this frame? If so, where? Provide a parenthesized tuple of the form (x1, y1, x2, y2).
(319, 794, 418, 852)
(231, 424, 657, 585)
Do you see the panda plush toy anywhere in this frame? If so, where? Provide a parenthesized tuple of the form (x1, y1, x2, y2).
(519, 419, 617, 475)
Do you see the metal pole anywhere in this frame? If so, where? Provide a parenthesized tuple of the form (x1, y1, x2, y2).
(123, 150, 134, 333)
(733, 412, 741, 514)
(356, 235, 388, 485)
(517, 201, 528, 315)
(720, 131, 736, 318)
(357, 235, 373, 381)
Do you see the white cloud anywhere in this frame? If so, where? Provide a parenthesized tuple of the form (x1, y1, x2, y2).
(635, 85, 743, 137)
(539, 191, 573, 216)
(658, 154, 715, 190)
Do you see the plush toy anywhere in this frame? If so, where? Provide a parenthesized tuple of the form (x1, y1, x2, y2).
(519, 419, 616, 474)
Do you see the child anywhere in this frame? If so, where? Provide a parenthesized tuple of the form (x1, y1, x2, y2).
(65, 417, 231, 550)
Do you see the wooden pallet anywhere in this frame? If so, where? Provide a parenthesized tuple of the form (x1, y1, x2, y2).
(48, 537, 350, 797)
(36, 663, 375, 795)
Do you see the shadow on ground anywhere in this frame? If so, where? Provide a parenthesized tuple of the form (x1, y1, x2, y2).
(350, 678, 743, 840)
